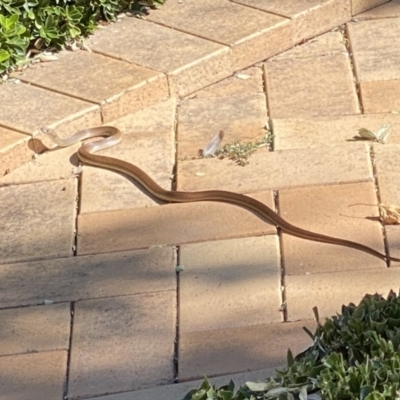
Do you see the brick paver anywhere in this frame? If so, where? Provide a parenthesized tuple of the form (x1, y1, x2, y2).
(177, 143, 373, 192)
(0, 127, 32, 177)
(273, 113, 400, 150)
(265, 53, 360, 118)
(357, 0, 400, 18)
(352, 0, 391, 14)
(195, 66, 263, 98)
(0, 83, 101, 136)
(349, 18, 400, 113)
(148, 0, 292, 70)
(279, 182, 386, 275)
(273, 30, 347, 60)
(177, 93, 267, 159)
(0, 247, 176, 308)
(77, 192, 276, 255)
(264, 28, 359, 120)
(235, 0, 351, 43)
(385, 226, 400, 260)
(86, 17, 232, 97)
(15, 51, 166, 110)
(286, 268, 400, 321)
(80, 101, 175, 213)
(0, 351, 67, 400)
(0, 179, 76, 264)
(179, 320, 316, 381)
(179, 236, 281, 333)
(360, 80, 400, 113)
(374, 144, 400, 204)
(349, 19, 400, 81)
(0, 142, 80, 186)
(373, 143, 400, 262)
(0, 303, 70, 356)
(0, 0, 399, 398)
(68, 292, 176, 398)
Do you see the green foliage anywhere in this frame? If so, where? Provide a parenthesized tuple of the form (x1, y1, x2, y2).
(0, 0, 166, 74)
(0, 14, 30, 73)
(183, 291, 400, 400)
(216, 125, 273, 166)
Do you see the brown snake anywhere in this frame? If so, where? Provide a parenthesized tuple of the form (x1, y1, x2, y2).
(41, 126, 400, 263)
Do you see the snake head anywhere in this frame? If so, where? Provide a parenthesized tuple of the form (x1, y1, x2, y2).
(40, 127, 52, 134)
(39, 126, 61, 148)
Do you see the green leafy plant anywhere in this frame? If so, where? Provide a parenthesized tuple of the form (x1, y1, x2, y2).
(216, 125, 273, 166)
(0, 0, 166, 76)
(131, 0, 165, 16)
(0, 14, 30, 73)
(183, 291, 400, 399)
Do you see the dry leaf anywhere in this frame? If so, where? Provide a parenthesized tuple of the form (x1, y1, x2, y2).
(378, 204, 400, 225)
(34, 38, 44, 49)
(356, 124, 390, 143)
(202, 130, 225, 157)
(235, 73, 251, 80)
(350, 203, 400, 225)
(39, 54, 59, 62)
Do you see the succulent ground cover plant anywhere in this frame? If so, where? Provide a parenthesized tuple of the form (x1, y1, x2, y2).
(0, 0, 166, 75)
(183, 291, 400, 400)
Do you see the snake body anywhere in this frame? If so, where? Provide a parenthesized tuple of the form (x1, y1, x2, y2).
(41, 126, 400, 263)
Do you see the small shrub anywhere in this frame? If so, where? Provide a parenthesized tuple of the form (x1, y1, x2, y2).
(0, 14, 30, 74)
(183, 290, 400, 399)
(0, 0, 166, 75)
